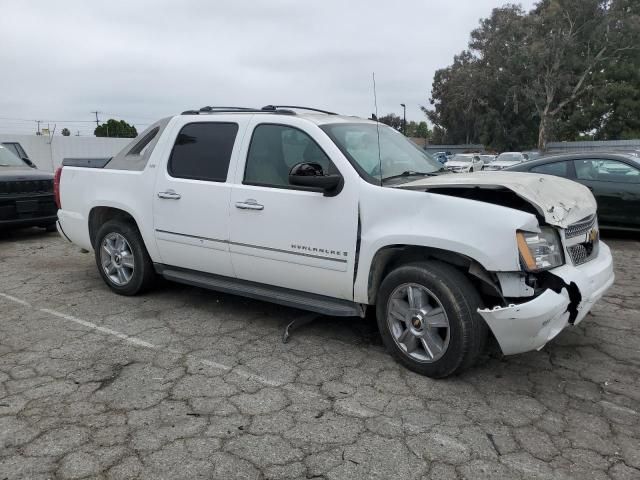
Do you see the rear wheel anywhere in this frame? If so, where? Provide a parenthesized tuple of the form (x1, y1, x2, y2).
(94, 220, 155, 295)
(376, 261, 487, 378)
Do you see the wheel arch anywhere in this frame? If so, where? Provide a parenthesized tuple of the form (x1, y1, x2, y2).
(88, 206, 140, 249)
(365, 244, 504, 308)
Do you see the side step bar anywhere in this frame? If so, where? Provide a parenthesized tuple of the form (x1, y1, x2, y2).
(155, 264, 362, 317)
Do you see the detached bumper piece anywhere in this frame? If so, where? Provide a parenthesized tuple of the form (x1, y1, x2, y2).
(478, 290, 570, 355)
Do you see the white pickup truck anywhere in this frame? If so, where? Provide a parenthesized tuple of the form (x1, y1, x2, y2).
(55, 105, 614, 378)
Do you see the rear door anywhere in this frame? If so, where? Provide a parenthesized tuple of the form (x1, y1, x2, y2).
(228, 118, 359, 300)
(153, 117, 248, 276)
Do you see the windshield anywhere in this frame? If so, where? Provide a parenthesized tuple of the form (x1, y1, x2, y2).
(0, 145, 26, 167)
(320, 123, 443, 183)
(497, 152, 523, 162)
(450, 155, 473, 163)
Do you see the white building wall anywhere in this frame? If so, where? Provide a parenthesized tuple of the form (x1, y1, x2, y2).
(0, 134, 131, 172)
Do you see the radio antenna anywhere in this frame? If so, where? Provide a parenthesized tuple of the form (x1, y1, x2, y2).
(372, 72, 382, 186)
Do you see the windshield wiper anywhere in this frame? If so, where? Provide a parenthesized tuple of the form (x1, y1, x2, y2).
(382, 170, 439, 182)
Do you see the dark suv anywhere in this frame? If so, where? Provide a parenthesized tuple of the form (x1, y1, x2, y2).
(0, 144, 57, 231)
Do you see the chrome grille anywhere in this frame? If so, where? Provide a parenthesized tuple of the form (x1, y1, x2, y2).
(568, 244, 593, 265)
(565, 215, 599, 265)
(565, 215, 596, 238)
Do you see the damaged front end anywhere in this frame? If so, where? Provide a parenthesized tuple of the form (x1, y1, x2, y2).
(478, 238, 614, 356)
(400, 171, 614, 356)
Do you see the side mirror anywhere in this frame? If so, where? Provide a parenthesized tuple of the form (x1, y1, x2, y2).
(289, 162, 342, 196)
(23, 158, 36, 168)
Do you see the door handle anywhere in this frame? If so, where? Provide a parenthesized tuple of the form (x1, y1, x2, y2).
(157, 190, 181, 200)
(235, 199, 264, 211)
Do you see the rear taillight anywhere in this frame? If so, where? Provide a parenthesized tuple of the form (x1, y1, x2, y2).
(53, 167, 62, 208)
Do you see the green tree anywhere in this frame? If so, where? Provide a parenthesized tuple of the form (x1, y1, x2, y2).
(415, 121, 430, 141)
(427, 0, 639, 151)
(377, 113, 403, 131)
(61, 128, 71, 136)
(94, 119, 138, 138)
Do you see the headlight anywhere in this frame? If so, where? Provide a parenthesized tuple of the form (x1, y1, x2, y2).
(516, 227, 564, 271)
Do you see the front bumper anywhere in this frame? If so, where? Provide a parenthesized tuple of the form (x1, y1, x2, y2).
(479, 242, 614, 355)
(0, 215, 57, 229)
(0, 193, 57, 229)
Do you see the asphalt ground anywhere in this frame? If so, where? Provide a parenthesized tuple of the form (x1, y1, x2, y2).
(0, 229, 639, 479)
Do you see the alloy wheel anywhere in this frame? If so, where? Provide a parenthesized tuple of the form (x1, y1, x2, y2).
(100, 232, 135, 286)
(386, 283, 450, 363)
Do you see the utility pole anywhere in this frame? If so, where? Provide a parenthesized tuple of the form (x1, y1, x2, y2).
(400, 103, 407, 136)
(36, 120, 41, 135)
(91, 111, 101, 128)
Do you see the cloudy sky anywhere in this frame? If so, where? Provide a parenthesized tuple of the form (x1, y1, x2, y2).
(0, 0, 537, 135)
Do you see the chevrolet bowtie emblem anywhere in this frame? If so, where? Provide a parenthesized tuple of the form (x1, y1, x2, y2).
(589, 228, 599, 243)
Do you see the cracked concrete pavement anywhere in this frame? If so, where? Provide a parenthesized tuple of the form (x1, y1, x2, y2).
(0, 229, 639, 479)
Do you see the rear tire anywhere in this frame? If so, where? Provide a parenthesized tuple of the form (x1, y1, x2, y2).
(94, 220, 155, 295)
(376, 260, 487, 378)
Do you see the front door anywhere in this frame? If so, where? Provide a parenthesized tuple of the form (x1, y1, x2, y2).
(229, 121, 359, 300)
(574, 158, 640, 229)
(153, 120, 241, 276)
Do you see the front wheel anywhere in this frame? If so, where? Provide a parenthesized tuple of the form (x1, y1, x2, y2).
(94, 220, 155, 295)
(376, 261, 487, 378)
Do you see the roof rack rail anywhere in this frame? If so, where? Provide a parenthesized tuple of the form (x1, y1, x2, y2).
(199, 106, 257, 112)
(180, 105, 333, 116)
(262, 105, 337, 115)
(181, 107, 264, 115)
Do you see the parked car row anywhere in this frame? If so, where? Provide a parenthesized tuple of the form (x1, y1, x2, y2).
(441, 151, 536, 172)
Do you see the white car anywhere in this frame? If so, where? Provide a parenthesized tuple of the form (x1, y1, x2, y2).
(484, 152, 529, 171)
(445, 154, 484, 173)
(479, 154, 497, 165)
(55, 105, 614, 378)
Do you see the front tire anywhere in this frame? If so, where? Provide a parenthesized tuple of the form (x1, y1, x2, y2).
(94, 220, 155, 295)
(376, 261, 487, 378)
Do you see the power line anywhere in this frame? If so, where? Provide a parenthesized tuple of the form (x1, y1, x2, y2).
(0, 116, 99, 123)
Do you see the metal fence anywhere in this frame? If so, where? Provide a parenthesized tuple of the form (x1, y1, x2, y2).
(546, 139, 640, 153)
(0, 134, 130, 172)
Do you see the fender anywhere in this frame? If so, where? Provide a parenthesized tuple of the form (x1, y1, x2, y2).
(353, 182, 540, 304)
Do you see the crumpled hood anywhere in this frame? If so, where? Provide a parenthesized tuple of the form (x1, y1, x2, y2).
(401, 171, 596, 228)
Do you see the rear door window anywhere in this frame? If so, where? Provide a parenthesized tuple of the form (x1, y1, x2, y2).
(168, 123, 238, 182)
